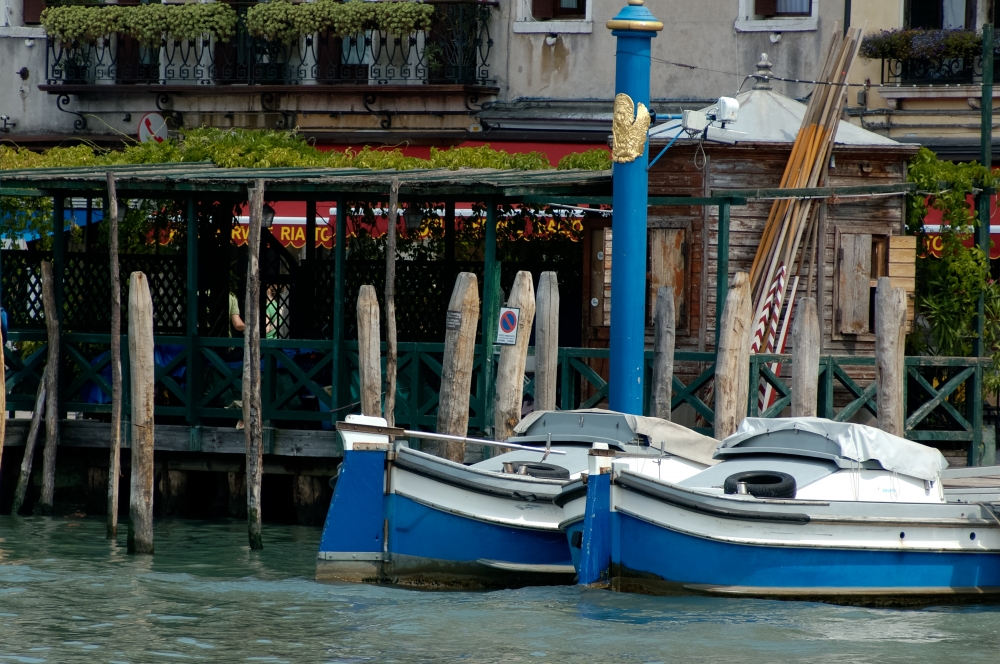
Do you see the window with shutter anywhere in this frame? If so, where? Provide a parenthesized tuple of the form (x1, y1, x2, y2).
(648, 228, 687, 328)
(22, 0, 46, 24)
(837, 233, 872, 335)
(755, 0, 778, 16)
(532, 0, 556, 20)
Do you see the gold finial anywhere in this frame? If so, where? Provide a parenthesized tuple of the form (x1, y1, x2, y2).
(628, 0, 644, 4)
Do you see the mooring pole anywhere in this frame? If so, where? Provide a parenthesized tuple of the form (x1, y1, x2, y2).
(607, 0, 662, 414)
(973, 22, 993, 466)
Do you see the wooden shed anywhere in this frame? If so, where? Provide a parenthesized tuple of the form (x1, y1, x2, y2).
(582, 81, 921, 365)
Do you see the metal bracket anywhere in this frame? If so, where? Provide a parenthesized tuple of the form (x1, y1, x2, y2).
(363, 94, 392, 129)
(56, 94, 86, 131)
(155, 93, 171, 112)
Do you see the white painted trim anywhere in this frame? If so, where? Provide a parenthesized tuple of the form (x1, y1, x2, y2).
(0, 26, 46, 38)
(513, 0, 593, 34)
(513, 20, 593, 34)
(735, 0, 818, 33)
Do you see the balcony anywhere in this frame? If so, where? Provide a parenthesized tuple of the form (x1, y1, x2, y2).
(43, 1, 495, 89)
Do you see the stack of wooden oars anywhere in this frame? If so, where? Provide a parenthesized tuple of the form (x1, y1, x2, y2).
(749, 25, 865, 410)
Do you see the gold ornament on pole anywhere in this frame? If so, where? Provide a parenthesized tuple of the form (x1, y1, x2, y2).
(611, 93, 651, 164)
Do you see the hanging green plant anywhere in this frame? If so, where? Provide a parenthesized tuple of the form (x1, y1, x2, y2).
(373, 1, 433, 36)
(245, 0, 434, 42)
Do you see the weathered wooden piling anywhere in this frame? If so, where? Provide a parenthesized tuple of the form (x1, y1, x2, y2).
(875, 277, 907, 436)
(11, 366, 46, 515)
(357, 285, 382, 417)
(651, 286, 675, 420)
(38, 261, 60, 515)
(431, 272, 479, 461)
(107, 173, 123, 538)
(127, 271, 155, 554)
(494, 271, 536, 441)
(244, 180, 265, 551)
(791, 297, 820, 417)
(384, 178, 400, 427)
(715, 272, 752, 440)
(534, 271, 559, 413)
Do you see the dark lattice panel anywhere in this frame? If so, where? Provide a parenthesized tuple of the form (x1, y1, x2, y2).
(3, 251, 186, 334)
(2, 251, 49, 330)
(264, 285, 291, 339)
(312, 260, 336, 338)
(122, 255, 187, 335)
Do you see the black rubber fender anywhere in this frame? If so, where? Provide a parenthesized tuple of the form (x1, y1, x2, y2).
(504, 462, 570, 480)
(723, 470, 797, 499)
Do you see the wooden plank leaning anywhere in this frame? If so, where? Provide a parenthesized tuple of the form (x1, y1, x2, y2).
(10, 366, 46, 515)
(651, 286, 675, 420)
(791, 297, 820, 417)
(356, 285, 381, 418)
(494, 271, 536, 443)
(37, 260, 60, 515)
(244, 179, 265, 550)
(107, 172, 123, 538)
(714, 272, 752, 440)
(534, 271, 559, 413)
(875, 276, 907, 436)
(431, 272, 479, 461)
(127, 271, 155, 555)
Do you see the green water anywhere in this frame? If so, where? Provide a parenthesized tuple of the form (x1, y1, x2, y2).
(0, 516, 999, 662)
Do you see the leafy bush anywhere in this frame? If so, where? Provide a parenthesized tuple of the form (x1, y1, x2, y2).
(41, 2, 237, 44)
(557, 148, 611, 170)
(246, 0, 434, 42)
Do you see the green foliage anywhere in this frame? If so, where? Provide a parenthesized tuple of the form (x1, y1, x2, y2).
(41, 2, 237, 45)
(1, 128, 607, 253)
(906, 148, 993, 362)
(860, 29, 983, 61)
(246, 0, 433, 42)
(557, 148, 611, 171)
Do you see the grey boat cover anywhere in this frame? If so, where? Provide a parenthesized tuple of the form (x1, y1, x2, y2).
(720, 417, 948, 482)
(514, 409, 719, 466)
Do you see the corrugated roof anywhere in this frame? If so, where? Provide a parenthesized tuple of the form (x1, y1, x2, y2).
(649, 88, 901, 146)
(0, 164, 613, 199)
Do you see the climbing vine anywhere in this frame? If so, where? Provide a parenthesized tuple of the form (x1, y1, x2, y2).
(904, 147, 1000, 396)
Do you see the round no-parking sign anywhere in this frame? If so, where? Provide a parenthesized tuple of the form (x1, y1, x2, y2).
(496, 307, 520, 346)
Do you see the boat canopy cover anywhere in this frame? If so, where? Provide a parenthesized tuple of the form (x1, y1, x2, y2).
(515, 409, 719, 466)
(719, 417, 948, 481)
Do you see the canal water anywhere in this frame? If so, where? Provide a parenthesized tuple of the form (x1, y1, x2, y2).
(0, 516, 998, 663)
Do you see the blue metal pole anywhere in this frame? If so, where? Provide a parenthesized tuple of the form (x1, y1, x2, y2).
(608, 0, 662, 414)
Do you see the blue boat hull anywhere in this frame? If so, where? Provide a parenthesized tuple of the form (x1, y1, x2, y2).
(612, 511, 1000, 604)
(316, 448, 575, 588)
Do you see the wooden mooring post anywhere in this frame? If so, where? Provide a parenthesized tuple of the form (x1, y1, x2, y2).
(715, 272, 751, 440)
(384, 178, 399, 427)
(431, 272, 479, 461)
(107, 173, 123, 538)
(38, 261, 60, 515)
(534, 272, 559, 413)
(875, 277, 907, 436)
(494, 271, 536, 442)
(10, 366, 46, 515)
(244, 180, 265, 551)
(356, 285, 381, 418)
(651, 286, 675, 420)
(791, 297, 819, 418)
(127, 271, 155, 554)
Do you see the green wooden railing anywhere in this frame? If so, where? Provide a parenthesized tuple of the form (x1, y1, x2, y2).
(3, 333, 991, 463)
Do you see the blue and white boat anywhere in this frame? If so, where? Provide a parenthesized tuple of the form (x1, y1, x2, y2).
(572, 417, 1000, 605)
(316, 409, 716, 589)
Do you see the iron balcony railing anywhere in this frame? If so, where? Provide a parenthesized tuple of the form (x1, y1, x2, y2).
(880, 53, 1000, 86)
(45, 0, 495, 87)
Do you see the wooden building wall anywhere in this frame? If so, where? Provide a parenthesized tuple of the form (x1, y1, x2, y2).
(582, 141, 920, 362)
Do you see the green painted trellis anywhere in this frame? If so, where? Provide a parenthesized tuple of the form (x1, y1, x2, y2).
(6, 330, 987, 463)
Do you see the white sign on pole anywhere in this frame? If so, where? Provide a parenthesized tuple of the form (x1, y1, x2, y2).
(138, 112, 168, 144)
(496, 307, 520, 346)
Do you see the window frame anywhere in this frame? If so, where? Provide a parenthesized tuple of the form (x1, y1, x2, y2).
(735, 0, 819, 32)
(514, 0, 593, 34)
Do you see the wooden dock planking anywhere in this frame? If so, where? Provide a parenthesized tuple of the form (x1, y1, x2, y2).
(3, 419, 343, 458)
